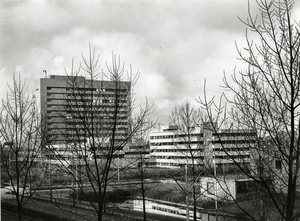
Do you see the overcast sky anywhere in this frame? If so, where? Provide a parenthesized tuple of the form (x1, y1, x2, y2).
(1, 0, 299, 124)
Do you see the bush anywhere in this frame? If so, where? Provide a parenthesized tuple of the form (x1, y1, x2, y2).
(76, 189, 134, 204)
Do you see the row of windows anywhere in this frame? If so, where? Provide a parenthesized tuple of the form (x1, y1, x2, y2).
(150, 133, 203, 139)
(125, 151, 150, 155)
(65, 107, 128, 112)
(47, 136, 127, 143)
(48, 133, 126, 141)
(217, 132, 255, 137)
(150, 141, 204, 146)
(47, 97, 128, 103)
(65, 92, 128, 97)
(47, 93, 129, 100)
(151, 149, 203, 152)
(46, 113, 128, 120)
(46, 100, 125, 107)
(48, 132, 128, 137)
(152, 206, 180, 214)
(52, 95, 128, 100)
(48, 125, 128, 134)
(47, 122, 129, 127)
(213, 140, 255, 144)
(57, 128, 129, 133)
(154, 162, 179, 166)
(214, 155, 250, 159)
(47, 112, 128, 117)
(150, 138, 254, 145)
(152, 162, 198, 167)
(154, 156, 203, 159)
(47, 119, 128, 124)
(80, 88, 129, 93)
(47, 108, 128, 114)
(150, 134, 255, 140)
(216, 136, 255, 141)
(47, 115, 129, 120)
(47, 87, 129, 93)
(150, 142, 253, 147)
(214, 147, 251, 152)
(47, 128, 128, 133)
(67, 122, 129, 126)
(47, 129, 128, 135)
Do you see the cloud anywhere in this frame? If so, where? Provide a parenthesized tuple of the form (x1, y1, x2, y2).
(2, 0, 289, 124)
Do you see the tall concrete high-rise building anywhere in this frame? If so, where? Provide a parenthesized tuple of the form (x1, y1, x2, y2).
(40, 75, 131, 146)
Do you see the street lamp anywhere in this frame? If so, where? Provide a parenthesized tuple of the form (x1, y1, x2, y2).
(185, 163, 190, 221)
(118, 151, 120, 182)
(212, 136, 218, 220)
(3, 142, 13, 193)
(49, 155, 52, 203)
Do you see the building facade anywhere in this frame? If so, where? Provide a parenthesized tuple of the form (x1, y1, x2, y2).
(149, 124, 255, 171)
(149, 126, 204, 168)
(211, 129, 255, 173)
(40, 75, 131, 147)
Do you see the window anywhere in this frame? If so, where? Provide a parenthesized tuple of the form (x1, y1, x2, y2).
(207, 182, 214, 195)
(275, 160, 282, 170)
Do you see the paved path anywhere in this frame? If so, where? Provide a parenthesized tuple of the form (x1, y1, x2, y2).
(1, 197, 187, 221)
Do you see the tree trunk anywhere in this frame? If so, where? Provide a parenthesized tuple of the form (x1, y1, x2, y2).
(98, 202, 103, 221)
(17, 205, 22, 221)
(193, 185, 196, 221)
(141, 179, 147, 221)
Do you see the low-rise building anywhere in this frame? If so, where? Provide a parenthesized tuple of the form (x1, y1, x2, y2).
(122, 143, 150, 168)
(200, 175, 254, 201)
(149, 124, 256, 172)
(149, 125, 204, 168)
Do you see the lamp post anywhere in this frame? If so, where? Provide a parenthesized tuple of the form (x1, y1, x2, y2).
(118, 153, 120, 182)
(9, 149, 12, 193)
(212, 137, 218, 220)
(49, 156, 52, 203)
(29, 171, 31, 196)
(76, 160, 78, 207)
(71, 154, 79, 207)
(213, 157, 217, 210)
(185, 163, 190, 221)
(3, 142, 13, 193)
(71, 157, 75, 207)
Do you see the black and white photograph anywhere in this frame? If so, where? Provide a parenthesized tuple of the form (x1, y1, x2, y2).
(1, 0, 300, 220)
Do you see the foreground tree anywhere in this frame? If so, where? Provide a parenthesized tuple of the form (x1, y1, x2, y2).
(0, 74, 44, 220)
(199, 0, 300, 220)
(47, 47, 153, 221)
(169, 100, 202, 221)
(131, 118, 155, 221)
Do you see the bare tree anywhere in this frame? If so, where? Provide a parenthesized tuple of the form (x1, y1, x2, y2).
(199, 0, 300, 220)
(46, 46, 153, 221)
(130, 117, 155, 221)
(169, 100, 202, 221)
(0, 74, 44, 221)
